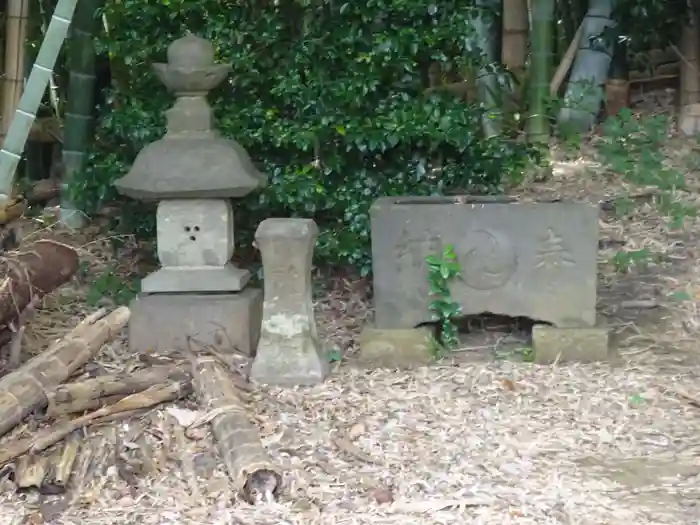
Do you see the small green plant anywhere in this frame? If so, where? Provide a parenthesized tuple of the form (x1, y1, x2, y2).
(426, 245, 462, 357)
(612, 248, 651, 273)
(87, 267, 140, 306)
(596, 110, 697, 271)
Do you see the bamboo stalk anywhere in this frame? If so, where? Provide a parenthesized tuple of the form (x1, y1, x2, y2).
(526, 0, 555, 143)
(61, 0, 100, 228)
(0, 0, 79, 202)
(501, 0, 529, 79)
(1, 0, 29, 144)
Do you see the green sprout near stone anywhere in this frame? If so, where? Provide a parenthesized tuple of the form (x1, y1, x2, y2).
(426, 244, 462, 358)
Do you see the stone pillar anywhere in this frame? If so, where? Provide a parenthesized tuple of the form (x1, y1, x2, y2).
(250, 218, 329, 386)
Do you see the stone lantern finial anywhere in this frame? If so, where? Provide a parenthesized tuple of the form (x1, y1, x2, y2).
(114, 33, 266, 201)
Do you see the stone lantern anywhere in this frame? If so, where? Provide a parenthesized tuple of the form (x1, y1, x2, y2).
(115, 34, 266, 356)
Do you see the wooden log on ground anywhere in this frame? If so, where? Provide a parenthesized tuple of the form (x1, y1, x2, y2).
(15, 454, 49, 489)
(191, 356, 281, 504)
(0, 240, 79, 327)
(0, 380, 190, 465)
(0, 307, 130, 439)
(41, 434, 80, 493)
(47, 365, 190, 416)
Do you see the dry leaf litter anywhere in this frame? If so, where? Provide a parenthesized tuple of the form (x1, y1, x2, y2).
(1, 127, 700, 524)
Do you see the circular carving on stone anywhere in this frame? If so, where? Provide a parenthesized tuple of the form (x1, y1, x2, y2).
(458, 229, 517, 290)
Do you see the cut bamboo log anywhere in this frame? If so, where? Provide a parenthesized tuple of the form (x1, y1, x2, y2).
(41, 434, 80, 493)
(0, 240, 79, 328)
(15, 453, 49, 489)
(47, 365, 190, 416)
(0, 380, 189, 465)
(0, 307, 130, 439)
(191, 356, 281, 504)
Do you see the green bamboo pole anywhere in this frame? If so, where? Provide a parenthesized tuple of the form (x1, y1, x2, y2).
(0, 0, 77, 204)
(61, 0, 99, 228)
(526, 0, 555, 143)
(474, 0, 504, 137)
(557, 0, 617, 134)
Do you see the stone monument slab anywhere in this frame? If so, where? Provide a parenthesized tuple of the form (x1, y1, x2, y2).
(249, 218, 329, 386)
(128, 287, 263, 356)
(370, 196, 599, 329)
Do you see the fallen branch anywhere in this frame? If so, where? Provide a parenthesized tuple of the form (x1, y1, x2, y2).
(0, 381, 189, 465)
(190, 356, 281, 504)
(0, 240, 79, 327)
(0, 307, 130, 438)
(47, 365, 189, 416)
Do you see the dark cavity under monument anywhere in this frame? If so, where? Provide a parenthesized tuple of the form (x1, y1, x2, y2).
(370, 196, 599, 330)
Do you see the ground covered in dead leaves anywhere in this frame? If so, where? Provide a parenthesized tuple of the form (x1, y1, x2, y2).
(3, 363, 700, 525)
(3, 126, 700, 523)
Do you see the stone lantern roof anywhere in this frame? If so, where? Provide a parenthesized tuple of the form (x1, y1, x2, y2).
(114, 33, 267, 200)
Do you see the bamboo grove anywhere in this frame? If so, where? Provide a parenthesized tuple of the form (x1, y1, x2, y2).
(0, 0, 692, 267)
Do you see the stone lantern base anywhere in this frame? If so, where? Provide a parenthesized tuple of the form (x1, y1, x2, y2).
(127, 288, 263, 356)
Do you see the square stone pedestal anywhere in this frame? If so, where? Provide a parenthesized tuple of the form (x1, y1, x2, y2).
(358, 326, 434, 369)
(128, 288, 263, 356)
(141, 264, 251, 293)
(532, 325, 613, 364)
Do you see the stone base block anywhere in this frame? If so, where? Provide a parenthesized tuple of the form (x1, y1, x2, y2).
(141, 264, 251, 293)
(532, 325, 612, 364)
(250, 314, 329, 387)
(128, 288, 262, 356)
(358, 326, 434, 369)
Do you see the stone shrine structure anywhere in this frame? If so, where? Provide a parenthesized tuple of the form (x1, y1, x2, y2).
(115, 34, 266, 356)
(250, 218, 328, 386)
(364, 196, 611, 364)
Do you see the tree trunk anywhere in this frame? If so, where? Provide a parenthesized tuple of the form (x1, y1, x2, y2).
(526, 0, 555, 143)
(502, 0, 529, 80)
(678, 1, 700, 136)
(0, 307, 130, 439)
(474, 0, 504, 137)
(61, 0, 100, 228)
(557, 0, 617, 135)
(0, 240, 79, 328)
(0, 0, 79, 202)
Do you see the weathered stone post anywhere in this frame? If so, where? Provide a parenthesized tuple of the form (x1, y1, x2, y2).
(114, 34, 266, 356)
(250, 218, 329, 386)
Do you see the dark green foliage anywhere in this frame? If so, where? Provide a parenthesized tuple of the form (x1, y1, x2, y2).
(72, 0, 538, 273)
(614, 0, 688, 53)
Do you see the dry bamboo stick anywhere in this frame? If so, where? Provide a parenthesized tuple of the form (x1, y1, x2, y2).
(0, 307, 130, 438)
(47, 365, 189, 416)
(0, 380, 190, 465)
(550, 22, 584, 96)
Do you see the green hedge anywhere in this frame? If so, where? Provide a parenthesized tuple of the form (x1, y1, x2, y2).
(73, 0, 539, 273)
